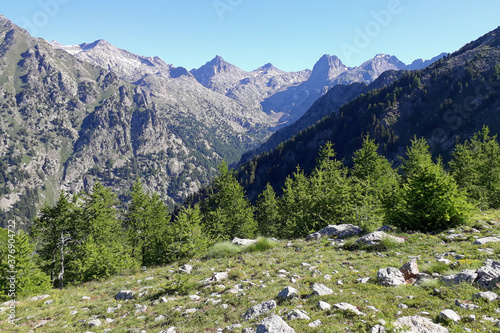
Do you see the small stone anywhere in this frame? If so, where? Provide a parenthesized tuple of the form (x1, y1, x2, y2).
(473, 291, 498, 302)
(332, 302, 365, 316)
(400, 259, 419, 280)
(377, 267, 405, 286)
(357, 277, 370, 284)
(88, 319, 102, 328)
(475, 237, 500, 245)
(115, 290, 136, 300)
(439, 309, 461, 322)
(318, 301, 331, 311)
(179, 264, 193, 274)
(286, 309, 310, 320)
(308, 319, 322, 328)
(30, 295, 50, 302)
(243, 300, 277, 320)
(311, 283, 334, 296)
(277, 286, 299, 300)
(44, 300, 53, 305)
(256, 315, 295, 333)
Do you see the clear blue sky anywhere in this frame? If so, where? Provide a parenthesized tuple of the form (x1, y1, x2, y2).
(2, 0, 499, 72)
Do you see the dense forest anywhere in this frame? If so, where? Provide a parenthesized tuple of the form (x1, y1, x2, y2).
(1, 126, 499, 298)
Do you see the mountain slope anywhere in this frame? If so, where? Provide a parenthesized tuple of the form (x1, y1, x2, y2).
(237, 27, 500, 199)
(0, 16, 276, 227)
(239, 70, 406, 164)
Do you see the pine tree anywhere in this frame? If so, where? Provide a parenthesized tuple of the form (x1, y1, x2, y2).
(351, 136, 399, 230)
(279, 167, 312, 238)
(31, 191, 81, 288)
(125, 180, 170, 266)
(389, 138, 472, 232)
(0, 230, 51, 297)
(450, 126, 500, 208)
(168, 205, 211, 261)
(70, 183, 136, 283)
(308, 142, 351, 231)
(203, 161, 256, 240)
(255, 183, 280, 237)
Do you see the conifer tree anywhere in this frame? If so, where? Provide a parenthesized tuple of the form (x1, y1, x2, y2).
(70, 182, 136, 283)
(389, 138, 472, 232)
(351, 136, 399, 230)
(0, 230, 51, 297)
(169, 205, 210, 261)
(255, 183, 280, 237)
(450, 126, 500, 208)
(204, 161, 256, 240)
(279, 167, 312, 238)
(125, 180, 170, 266)
(31, 192, 81, 288)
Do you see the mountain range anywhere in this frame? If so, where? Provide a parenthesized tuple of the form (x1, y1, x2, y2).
(236, 26, 500, 200)
(0, 13, 446, 226)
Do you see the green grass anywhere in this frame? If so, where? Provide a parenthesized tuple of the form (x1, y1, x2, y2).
(2, 211, 500, 332)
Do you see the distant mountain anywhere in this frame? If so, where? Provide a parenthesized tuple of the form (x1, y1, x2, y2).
(237, 27, 500, 200)
(0, 15, 277, 226)
(239, 54, 445, 164)
(403, 52, 448, 70)
(191, 56, 311, 112)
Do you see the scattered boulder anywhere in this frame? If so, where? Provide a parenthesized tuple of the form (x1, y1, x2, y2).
(454, 270, 478, 284)
(311, 283, 334, 296)
(400, 259, 419, 281)
(476, 260, 500, 289)
(115, 290, 136, 300)
(256, 315, 295, 333)
(179, 264, 193, 274)
(224, 324, 243, 331)
(439, 309, 461, 322)
(30, 295, 50, 302)
(232, 237, 258, 246)
(357, 231, 404, 246)
(277, 286, 299, 301)
(395, 316, 449, 333)
(308, 320, 322, 328)
(473, 291, 498, 302)
(87, 319, 102, 328)
(377, 267, 405, 286)
(243, 300, 277, 320)
(332, 303, 365, 316)
(201, 272, 229, 285)
(455, 299, 480, 310)
(159, 328, 177, 333)
(474, 237, 500, 245)
(286, 309, 310, 320)
(306, 224, 362, 241)
(318, 301, 331, 311)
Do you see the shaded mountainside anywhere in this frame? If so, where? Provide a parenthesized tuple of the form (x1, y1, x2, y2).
(239, 70, 406, 164)
(237, 27, 500, 200)
(0, 16, 276, 227)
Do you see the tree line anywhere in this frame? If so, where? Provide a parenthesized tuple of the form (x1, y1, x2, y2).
(1, 126, 499, 297)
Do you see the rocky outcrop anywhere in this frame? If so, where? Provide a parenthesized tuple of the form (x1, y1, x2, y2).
(395, 316, 449, 333)
(306, 224, 363, 241)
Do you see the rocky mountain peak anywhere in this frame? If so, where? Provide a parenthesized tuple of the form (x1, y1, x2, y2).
(191, 55, 246, 86)
(309, 54, 348, 83)
(80, 39, 112, 51)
